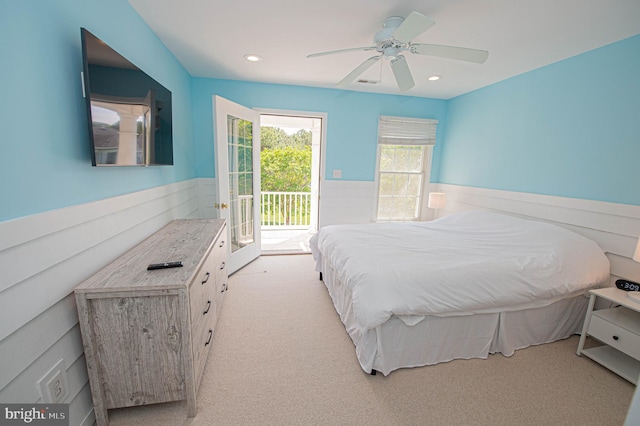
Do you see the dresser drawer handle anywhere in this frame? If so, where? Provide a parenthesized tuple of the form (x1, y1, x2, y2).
(201, 272, 210, 285)
(203, 300, 211, 315)
(219, 240, 225, 248)
(613, 335, 619, 341)
(205, 330, 213, 346)
(220, 262, 225, 270)
(220, 283, 227, 293)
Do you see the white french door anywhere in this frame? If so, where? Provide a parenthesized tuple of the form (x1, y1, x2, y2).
(213, 96, 261, 274)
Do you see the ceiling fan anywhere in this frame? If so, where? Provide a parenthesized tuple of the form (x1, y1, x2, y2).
(307, 12, 489, 92)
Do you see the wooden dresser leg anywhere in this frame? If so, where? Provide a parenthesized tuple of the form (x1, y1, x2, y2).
(186, 397, 197, 418)
(94, 406, 109, 426)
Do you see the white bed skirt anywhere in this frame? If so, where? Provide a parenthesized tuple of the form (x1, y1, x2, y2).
(319, 257, 588, 376)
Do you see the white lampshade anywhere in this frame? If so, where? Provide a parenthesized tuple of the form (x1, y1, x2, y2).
(428, 192, 446, 210)
(633, 237, 640, 262)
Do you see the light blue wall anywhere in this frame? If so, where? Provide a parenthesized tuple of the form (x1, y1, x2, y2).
(0, 0, 195, 222)
(0, 0, 446, 223)
(191, 79, 447, 181)
(3, 0, 638, 222)
(440, 34, 640, 205)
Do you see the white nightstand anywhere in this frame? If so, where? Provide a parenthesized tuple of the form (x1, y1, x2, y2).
(577, 287, 640, 384)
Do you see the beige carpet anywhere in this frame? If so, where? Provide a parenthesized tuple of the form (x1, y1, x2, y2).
(109, 254, 635, 426)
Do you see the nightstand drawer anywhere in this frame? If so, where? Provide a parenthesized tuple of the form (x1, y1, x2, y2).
(588, 314, 640, 360)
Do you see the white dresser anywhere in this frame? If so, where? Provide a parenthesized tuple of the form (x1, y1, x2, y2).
(75, 219, 228, 426)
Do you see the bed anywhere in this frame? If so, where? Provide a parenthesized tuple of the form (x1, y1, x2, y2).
(309, 210, 610, 375)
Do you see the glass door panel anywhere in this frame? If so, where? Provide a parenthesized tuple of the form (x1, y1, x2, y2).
(214, 96, 261, 274)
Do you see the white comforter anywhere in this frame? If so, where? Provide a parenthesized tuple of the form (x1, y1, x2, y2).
(310, 211, 610, 331)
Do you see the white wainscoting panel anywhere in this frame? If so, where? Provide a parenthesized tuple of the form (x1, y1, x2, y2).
(0, 179, 202, 426)
(319, 180, 377, 227)
(196, 177, 218, 219)
(6, 178, 636, 425)
(436, 183, 640, 283)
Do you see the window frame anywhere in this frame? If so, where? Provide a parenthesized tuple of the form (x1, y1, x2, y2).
(374, 143, 433, 222)
(373, 116, 437, 222)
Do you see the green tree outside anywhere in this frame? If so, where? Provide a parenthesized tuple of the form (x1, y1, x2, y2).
(260, 126, 312, 225)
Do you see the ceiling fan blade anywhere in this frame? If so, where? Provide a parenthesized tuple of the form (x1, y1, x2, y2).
(392, 12, 435, 44)
(307, 46, 377, 58)
(411, 43, 489, 63)
(336, 56, 381, 88)
(390, 55, 414, 91)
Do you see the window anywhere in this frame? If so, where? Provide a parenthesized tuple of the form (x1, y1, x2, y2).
(377, 144, 430, 220)
(375, 116, 437, 221)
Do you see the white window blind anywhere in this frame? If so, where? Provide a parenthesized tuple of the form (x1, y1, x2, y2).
(378, 115, 438, 146)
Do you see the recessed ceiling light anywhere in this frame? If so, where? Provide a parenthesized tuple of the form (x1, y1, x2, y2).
(428, 75, 441, 81)
(243, 54, 262, 62)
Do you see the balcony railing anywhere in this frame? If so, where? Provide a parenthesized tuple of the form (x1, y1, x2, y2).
(261, 191, 311, 229)
(235, 191, 311, 245)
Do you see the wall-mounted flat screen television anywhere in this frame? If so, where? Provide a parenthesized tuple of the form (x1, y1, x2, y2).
(81, 28, 173, 166)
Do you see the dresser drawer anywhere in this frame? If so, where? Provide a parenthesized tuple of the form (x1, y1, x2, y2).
(213, 234, 227, 281)
(213, 231, 226, 259)
(189, 249, 217, 327)
(213, 229, 228, 306)
(193, 326, 214, 386)
(192, 302, 217, 386)
(191, 295, 216, 347)
(588, 314, 640, 360)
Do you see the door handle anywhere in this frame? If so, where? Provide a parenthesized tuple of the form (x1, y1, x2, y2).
(214, 203, 229, 209)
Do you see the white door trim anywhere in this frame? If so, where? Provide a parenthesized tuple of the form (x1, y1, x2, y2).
(256, 108, 327, 234)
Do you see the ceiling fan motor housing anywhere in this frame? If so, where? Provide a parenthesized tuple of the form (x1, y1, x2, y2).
(383, 16, 404, 29)
(374, 16, 404, 43)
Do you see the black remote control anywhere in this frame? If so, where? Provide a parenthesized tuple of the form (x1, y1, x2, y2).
(147, 261, 183, 271)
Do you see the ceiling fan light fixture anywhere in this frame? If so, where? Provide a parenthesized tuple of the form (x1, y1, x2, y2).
(383, 45, 400, 58)
(243, 54, 262, 62)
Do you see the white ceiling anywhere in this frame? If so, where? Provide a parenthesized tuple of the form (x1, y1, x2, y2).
(127, 0, 640, 100)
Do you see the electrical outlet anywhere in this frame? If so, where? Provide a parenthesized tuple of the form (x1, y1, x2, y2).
(332, 169, 342, 179)
(37, 359, 68, 404)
